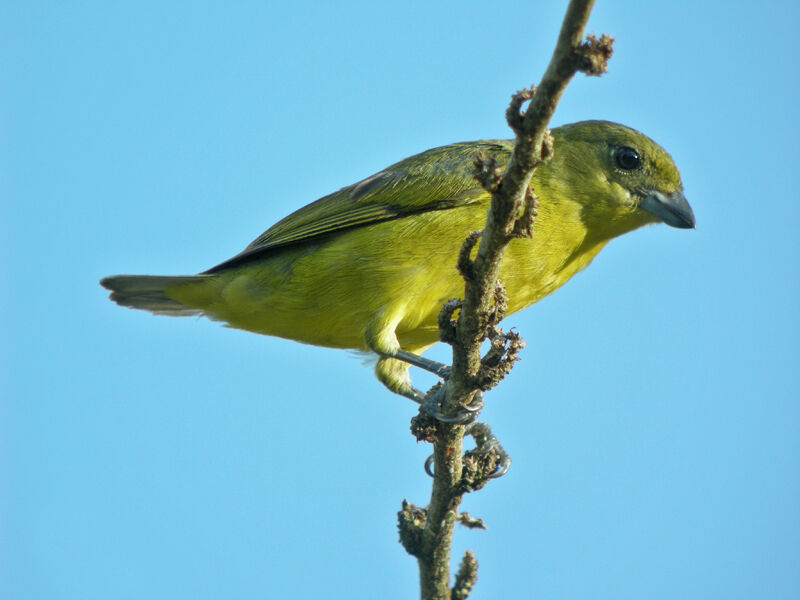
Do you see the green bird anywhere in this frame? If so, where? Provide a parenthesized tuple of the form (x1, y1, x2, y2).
(101, 120, 694, 401)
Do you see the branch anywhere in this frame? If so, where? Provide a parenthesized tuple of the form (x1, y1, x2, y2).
(409, 1, 613, 598)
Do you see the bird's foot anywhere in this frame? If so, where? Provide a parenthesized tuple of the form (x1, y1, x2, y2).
(424, 420, 511, 480)
(423, 385, 484, 425)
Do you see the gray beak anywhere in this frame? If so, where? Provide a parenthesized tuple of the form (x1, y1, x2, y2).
(640, 189, 696, 229)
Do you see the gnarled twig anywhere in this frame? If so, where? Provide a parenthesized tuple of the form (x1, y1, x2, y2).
(408, 1, 613, 598)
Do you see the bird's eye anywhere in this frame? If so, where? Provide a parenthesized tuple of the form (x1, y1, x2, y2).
(614, 146, 641, 171)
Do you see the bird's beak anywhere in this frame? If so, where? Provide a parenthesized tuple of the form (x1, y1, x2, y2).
(640, 189, 695, 229)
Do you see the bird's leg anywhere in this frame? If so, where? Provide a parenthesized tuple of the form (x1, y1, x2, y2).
(385, 349, 484, 423)
(374, 356, 427, 404)
(391, 349, 450, 379)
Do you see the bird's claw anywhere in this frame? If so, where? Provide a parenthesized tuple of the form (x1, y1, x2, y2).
(424, 421, 511, 480)
(423, 387, 484, 424)
(487, 453, 511, 479)
(424, 453, 510, 479)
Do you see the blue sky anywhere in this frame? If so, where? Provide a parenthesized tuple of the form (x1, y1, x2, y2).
(2, 2, 798, 599)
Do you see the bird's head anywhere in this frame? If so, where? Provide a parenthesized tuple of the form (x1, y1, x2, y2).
(545, 120, 695, 239)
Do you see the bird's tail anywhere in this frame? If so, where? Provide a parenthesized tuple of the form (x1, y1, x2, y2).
(100, 274, 208, 316)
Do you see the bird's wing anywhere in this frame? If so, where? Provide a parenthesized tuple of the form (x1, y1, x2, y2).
(204, 140, 511, 273)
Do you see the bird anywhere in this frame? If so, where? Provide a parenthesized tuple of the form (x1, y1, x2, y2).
(101, 120, 694, 402)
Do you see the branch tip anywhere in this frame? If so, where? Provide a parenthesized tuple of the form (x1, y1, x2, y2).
(511, 187, 539, 239)
(398, 500, 427, 557)
(410, 404, 442, 443)
(452, 550, 479, 600)
(456, 230, 482, 281)
(473, 152, 503, 192)
(456, 512, 488, 530)
(486, 280, 508, 328)
(506, 85, 537, 134)
(438, 298, 463, 344)
(576, 33, 614, 76)
(474, 326, 525, 391)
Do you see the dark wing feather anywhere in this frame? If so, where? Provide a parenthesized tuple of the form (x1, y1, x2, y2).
(204, 140, 512, 273)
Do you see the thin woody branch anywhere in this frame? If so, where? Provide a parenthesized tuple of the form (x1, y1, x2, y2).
(411, 1, 613, 599)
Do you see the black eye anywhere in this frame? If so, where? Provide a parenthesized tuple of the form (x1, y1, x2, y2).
(614, 146, 641, 171)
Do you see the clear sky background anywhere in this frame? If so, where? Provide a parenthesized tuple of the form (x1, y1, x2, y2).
(2, 2, 798, 599)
